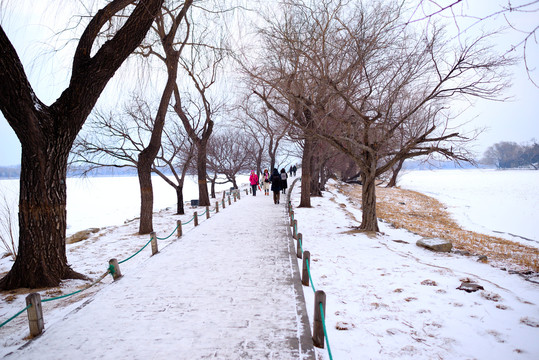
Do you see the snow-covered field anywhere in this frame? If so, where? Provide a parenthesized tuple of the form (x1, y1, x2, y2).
(291, 178, 539, 360)
(398, 169, 539, 247)
(1, 170, 538, 359)
(0, 175, 212, 238)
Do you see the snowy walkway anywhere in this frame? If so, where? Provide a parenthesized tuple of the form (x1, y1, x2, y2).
(6, 192, 314, 359)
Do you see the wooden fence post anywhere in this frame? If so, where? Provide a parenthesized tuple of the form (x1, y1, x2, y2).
(302, 250, 310, 286)
(313, 290, 327, 348)
(228, 196, 231, 206)
(293, 219, 298, 239)
(234, 193, 237, 202)
(222, 199, 226, 209)
(194, 211, 198, 226)
(216, 201, 219, 213)
(297, 233, 303, 259)
(25, 292, 44, 337)
(109, 258, 122, 281)
(177, 220, 182, 237)
(150, 231, 158, 255)
(206, 206, 210, 219)
(290, 211, 294, 226)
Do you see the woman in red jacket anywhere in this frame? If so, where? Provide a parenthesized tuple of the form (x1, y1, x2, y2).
(249, 170, 259, 196)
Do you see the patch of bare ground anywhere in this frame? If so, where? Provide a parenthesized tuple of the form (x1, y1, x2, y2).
(337, 183, 539, 273)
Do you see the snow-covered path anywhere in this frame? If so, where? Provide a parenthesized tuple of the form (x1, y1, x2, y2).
(5, 193, 314, 359)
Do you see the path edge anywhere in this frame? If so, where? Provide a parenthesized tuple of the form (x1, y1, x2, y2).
(286, 177, 316, 360)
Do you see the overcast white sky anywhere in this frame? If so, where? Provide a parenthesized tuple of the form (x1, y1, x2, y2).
(0, 0, 537, 166)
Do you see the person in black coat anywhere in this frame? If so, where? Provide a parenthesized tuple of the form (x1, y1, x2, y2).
(280, 168, 288, 194)
(270, 168, 282, 204)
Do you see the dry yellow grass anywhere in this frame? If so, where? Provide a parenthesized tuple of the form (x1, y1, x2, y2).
(338, 183, 539, 273)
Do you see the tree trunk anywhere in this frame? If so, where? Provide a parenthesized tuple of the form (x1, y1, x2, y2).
(210, 178, 216, 199)
(299, 137, 313, 207)
(342, 159, 357, 181)
(256, 149, 263, 178)
(136, 43, 179, 234)
(386, 158, 405, 188)
(196, 143, 210, 206)
(319, 159, 328, 191)
(137, 153, 154, 234)
(310, 150, 322, 197)
(359, 168, 379, 232)
(0, 146, 86, 289)
(176, 186, 184, 215)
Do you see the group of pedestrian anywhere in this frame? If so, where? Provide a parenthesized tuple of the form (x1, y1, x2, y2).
(249, 166, 295, 205)
(289, 165, 297, 177)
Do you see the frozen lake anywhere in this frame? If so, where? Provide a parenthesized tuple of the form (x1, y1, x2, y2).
(0, 169, 537, 246)
(0, 175, 247, 238)
(399, 169, 539, 246)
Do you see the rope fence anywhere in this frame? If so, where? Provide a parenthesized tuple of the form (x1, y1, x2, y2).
(0, 189, 244, 337)
(287, 181, 334, 360)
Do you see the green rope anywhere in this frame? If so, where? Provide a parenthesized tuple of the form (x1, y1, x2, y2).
(108, 264, 116, 276)
(156, 224, 179, 240)
(119, 237, 153, 264)
(0, 268, 108, 327)
(320, 302, 334, 360)
(0, 305, 31, 329)
(183, 216, 194, 225)
(299, 235, 304, 254)
(305, 258, 317, 293)
(42, 289, 83, 302)
(43, 271, 110, 303)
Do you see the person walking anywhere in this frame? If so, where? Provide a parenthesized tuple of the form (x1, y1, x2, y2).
(249, 170, 259, 196)
(270, 168, 282, 204)
(292, 165, 297, 176)
(280, 168, 288, 194)
(262, 169, 270, 196)
(289, 166, 293, 177)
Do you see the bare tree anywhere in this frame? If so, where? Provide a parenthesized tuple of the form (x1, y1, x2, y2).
(71, 97, 194, 215)
(520, 140, 539, 169)
(245, 2, 337, 208)
(153, 119, 196, 214)
(172, 28, 226, 207)
(235, 100, 270, 177)
(135, 0, 193, 233)
(252, 0, 512, 231)
(206, 128, 251, 193)
(0, 0, 164, 289)
(481, 140, 539, 169)
(241, 95, 290, 174)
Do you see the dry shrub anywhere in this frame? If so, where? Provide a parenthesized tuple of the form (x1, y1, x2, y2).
(338, 184, 539, 272)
